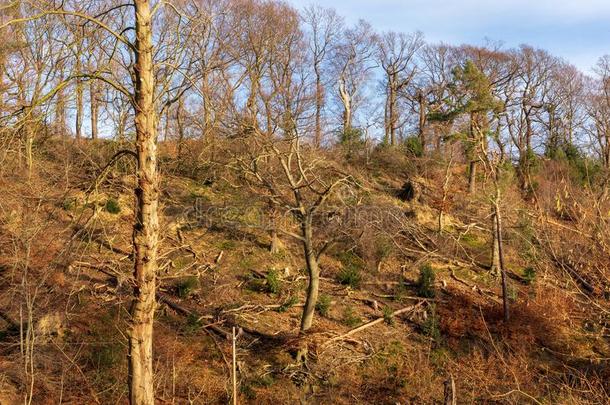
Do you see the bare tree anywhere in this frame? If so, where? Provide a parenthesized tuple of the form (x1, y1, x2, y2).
(334, 20, 376, 136)
(302, 5, 343, 148)
(235, 132, 351, 331)
(376, 30, 423, 146)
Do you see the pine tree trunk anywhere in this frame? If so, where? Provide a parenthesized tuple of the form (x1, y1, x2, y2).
(129, 1, 158, 404)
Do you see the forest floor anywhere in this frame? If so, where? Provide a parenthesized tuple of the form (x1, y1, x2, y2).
(0, 140, 609, 404)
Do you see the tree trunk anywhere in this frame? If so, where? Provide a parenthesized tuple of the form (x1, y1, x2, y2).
(129, 1, 158, 404)
(418, 91, 427, 153)
(388, 72, 397, 147)
(468, 161, 477, 194)
(491, 168, 509, 321)
(314, 66, 323, 148)
(468, 114, 477, 194)
(24, 123, 33, 178)
(339, 78, 351, 135)
(90, 81, 98, 140)
(75, 58, 83, 141)
(176, 98, 184, 159)
(300, 219, 319, 332)
(495, 200, 509, 322)
(490, 209, 500, 277)
(56, 76, 67, 136)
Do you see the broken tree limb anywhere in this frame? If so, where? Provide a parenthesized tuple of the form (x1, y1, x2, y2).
(322, 301, 426, 348)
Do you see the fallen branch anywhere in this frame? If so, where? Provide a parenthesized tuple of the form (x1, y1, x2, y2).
(322, 301, 426, 348)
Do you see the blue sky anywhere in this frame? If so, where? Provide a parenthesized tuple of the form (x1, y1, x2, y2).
(286, 0, 610, 73)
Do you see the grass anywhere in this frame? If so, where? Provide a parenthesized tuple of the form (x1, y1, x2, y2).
(183, 313, 203, 334)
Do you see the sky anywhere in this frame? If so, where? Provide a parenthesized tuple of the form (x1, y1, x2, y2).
(285, 0, 610, 74)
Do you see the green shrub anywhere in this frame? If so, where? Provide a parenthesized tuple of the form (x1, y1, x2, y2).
(184, 313, 203, 334)
(342, 307, 362, 327)
(176, 276, 199, 298)
(62, 197, 77, 211)
(423, 304, 441, 341)
(265, 269, 281, 294)
(522, 267, 537, 285)
(337, 266, 361, 288)
(316, 294, 332, 317)
(91, 342, 122, 370)
(417, 263, 436, 298)
(383, 306, 395, 325)
(277, 295, 297, 312)
(105, 197, 121, 214)
(339, 127, 364, 146)
(402, 135, 424, 157)
(374, 235, 394, 263)
(336, 251, 363, 288)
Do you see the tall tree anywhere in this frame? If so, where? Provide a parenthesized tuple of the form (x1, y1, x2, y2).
(333, 20, 376, 136)
(302, 5, 343, 148)
(376, 30, 423, 146)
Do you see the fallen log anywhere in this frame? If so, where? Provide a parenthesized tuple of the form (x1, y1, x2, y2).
(322, 301, 426, 348)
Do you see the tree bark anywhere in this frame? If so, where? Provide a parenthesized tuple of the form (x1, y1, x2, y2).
(468, 161, 477, 194)
(90, 81, 98, 140)
(300, 218, 320, 332)
(418, 90, 427, 153)
(314, 66, 323, 148)
(388, 72, 397, 146)
(490, 209, 501, 277)
(75, 57, 83, 141)
(129, 1, 158, 404)
(495, 200, 509, 322)
(176, 98, 184, 159)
